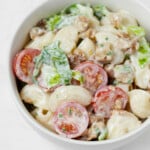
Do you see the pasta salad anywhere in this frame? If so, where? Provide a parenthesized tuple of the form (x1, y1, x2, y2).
(13, 3, 150, 141)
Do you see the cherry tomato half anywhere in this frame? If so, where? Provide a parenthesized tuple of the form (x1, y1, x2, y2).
(13, 49, 40, 83)
(74, 61, 108, 94)
(53, 102, 89, 139)
(92, 86, 128, 118)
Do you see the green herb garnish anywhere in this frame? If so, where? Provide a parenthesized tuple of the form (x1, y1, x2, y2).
(58, 113, 63, 118)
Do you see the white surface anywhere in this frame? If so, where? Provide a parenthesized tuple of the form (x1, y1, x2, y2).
(1, 0, 150, 149)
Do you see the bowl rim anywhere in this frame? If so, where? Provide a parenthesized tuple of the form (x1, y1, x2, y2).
(7, 0, 150, 146)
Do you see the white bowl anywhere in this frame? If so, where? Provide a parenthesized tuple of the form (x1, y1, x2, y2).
(7, 0, 150, 149)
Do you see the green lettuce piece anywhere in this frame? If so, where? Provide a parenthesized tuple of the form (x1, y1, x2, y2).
(92, 4, 109, 20)
(33, 41, 84, 88)
(138, 38, 150, 67)
(44, 41, 72, 85)
(128, 26, 145, 37)
(33, 41, 72, 88)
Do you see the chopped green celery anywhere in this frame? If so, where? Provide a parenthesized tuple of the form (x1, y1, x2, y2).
(41, 65, 61, 88)
(98, 128, 108, 141)
(56, 15, 77, 29)
(138, 56, 149, 67)
(128, 26, 145, 37)
(48, 71, 61, 87)
(47, 14, 76, 31)
(138, 38, 150, 53)
(72, 70, 84, 84)
(92, 4, 109, 20)
(47, 15, 62, 31)
(138, 38, 150, 67)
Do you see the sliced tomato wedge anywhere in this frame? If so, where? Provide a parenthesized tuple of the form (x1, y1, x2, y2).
(53, 102, 89, 139)
(92, 86, 128, 118)
(13, 49, 40, 83)
(74, 61, 108, 94)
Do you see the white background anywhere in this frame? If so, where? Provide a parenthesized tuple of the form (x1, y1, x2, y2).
(1, 0, 150, 149)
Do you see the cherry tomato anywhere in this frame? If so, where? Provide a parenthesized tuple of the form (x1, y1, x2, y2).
(53, 102, 89, 139)
(74, 61, 108, 94)
(92, 86, 128, 118)
(13, 49, 40, 83)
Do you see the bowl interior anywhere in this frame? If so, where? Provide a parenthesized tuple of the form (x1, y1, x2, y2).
(8, 0, 150, 148)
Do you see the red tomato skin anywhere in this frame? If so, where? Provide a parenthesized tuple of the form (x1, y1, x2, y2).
(53, 102, 89, 139)
(92, 86, 128, 118)
(74, 61, 108, 95)
(13, 49, 40, 83)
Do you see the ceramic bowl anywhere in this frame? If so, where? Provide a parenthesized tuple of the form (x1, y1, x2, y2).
(8, 0, 150, 149)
